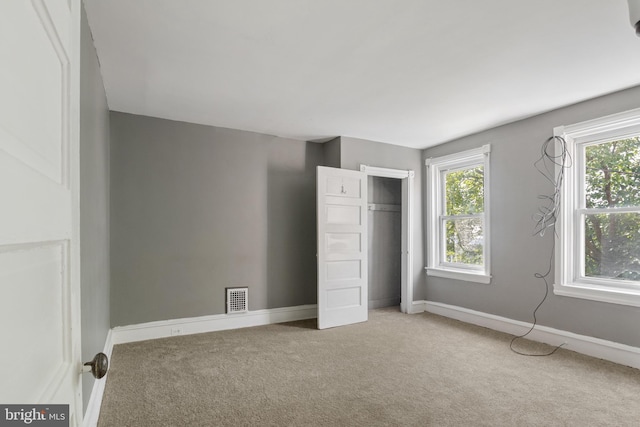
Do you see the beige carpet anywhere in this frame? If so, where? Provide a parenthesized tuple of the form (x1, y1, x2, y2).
(98, 308, 640, 426)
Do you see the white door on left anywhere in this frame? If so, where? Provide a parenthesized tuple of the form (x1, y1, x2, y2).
(317, 166, 368, 329)
(0, 0, 82, 425)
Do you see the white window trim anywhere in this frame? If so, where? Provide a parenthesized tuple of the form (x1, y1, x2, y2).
(554, 107, 640, 307)
(425, 144, 491, 284)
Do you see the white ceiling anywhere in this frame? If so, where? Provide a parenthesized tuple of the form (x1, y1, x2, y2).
(83, 0, 640, 149)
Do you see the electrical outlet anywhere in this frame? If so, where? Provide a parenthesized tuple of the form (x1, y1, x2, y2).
(170, 327, 183, 336)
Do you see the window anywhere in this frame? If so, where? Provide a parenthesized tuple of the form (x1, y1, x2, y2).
(555, 108, 640, 307)
(425, 145, 491, 283)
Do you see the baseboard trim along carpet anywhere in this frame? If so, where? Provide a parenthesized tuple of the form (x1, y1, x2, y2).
(111, 304, 318, 345)
(82, 329, 114, 427)
(422, 300, 640, 370)
(410, 300, 427, 314)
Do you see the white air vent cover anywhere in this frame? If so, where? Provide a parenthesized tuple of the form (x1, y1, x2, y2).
(226, 287, 248, 313)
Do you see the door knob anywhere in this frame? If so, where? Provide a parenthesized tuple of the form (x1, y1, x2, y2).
(83, 352, 109, 379)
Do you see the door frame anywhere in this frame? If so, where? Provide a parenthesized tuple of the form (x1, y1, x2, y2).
(359, 165, 414, 314)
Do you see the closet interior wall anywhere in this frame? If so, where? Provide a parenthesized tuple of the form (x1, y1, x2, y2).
(367, 176, 402, 309)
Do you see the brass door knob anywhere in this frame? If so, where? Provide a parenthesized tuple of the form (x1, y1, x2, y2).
(83, 352, 108, 379)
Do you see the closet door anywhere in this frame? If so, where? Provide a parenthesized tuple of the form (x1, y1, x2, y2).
(317, 166, 368, 329)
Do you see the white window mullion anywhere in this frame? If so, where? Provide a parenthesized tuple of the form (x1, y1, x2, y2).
(579, 207, 640, 215)
(577, 143, 587, 210)
(482, 213, 487, 274)
(441, 214, 482, 221)
(438, 215, 446, 266)
(576, 210, 586, 281)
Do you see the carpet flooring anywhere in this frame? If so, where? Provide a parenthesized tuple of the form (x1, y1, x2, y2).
(98, 308, 640, 426)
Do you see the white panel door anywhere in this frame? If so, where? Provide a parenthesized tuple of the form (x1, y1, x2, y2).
(0, 0, 82, 425)
(317, 166, 368, 329)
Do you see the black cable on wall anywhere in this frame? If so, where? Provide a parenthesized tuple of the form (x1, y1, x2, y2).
(509, 136, 572, 357)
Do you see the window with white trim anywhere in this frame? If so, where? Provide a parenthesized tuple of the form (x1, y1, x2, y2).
(555, 108, 640, 307)
(425, 145, 491, 284)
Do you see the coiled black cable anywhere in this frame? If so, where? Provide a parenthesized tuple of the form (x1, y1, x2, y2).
(509, 136, 571, 356)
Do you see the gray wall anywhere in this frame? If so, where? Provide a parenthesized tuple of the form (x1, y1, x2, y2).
(339, 136, 426, 301)
(110, 113, 323, 326)
(422, 86, 640, 348)
(79, 4, 111, 412)
(323, 137, 341, 168)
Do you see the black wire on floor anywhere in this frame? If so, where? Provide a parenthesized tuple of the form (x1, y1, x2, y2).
(509, 136, 571, 357)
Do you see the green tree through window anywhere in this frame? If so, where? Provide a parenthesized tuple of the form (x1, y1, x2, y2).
(443, 166, 484, 265)
(584, 137, 640, 281)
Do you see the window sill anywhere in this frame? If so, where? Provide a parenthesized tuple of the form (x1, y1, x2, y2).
(425, 267, 491, 284)
(554, 282, 640, 308)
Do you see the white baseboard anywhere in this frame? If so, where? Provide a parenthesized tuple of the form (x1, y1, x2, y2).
(112, 304, 318, 345)
(82, 329, 114, 427)
(423, 300, 640, 370)
(409, 300, 426, 314)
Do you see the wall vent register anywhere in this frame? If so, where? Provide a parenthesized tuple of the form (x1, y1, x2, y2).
(226, 287, 248, 313)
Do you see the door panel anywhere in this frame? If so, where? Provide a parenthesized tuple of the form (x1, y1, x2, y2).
(0, 0, 68, 183)
(325, 233, 361, 253)
(327, 287, 362, 308)
(317, 166, 368, 329)
(326, 175, 361, 197)
(326, 205, 361, 225)
(326, 260, 361, 281)
(0, 0, 81, 424)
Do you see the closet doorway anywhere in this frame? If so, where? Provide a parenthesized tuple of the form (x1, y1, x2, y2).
(368, 176, 401, 308)
(360, 166, 414, 313)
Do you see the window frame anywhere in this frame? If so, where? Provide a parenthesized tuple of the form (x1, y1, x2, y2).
(554, 108, 640, 307)
(425, 145, 491, 284)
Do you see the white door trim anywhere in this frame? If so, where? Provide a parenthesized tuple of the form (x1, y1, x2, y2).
(359, 165, 414, 313)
